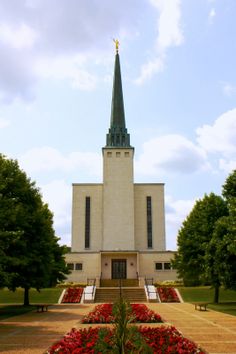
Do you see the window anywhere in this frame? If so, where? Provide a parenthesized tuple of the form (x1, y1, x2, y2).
(146, 196, 152, 248)
(67, 263, 74, 271)
(85, 196, 90, 248)
(164, 262, 171, 270)
(155, 262, 172, 271)
(116, 152, 121, 157)
(75, 263, 83, 271)
(125, 152, 129, 157)
(107, 152, 112, 157)
(155, 262, 162, 270)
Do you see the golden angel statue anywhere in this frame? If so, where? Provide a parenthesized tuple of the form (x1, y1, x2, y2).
(113, 39, 120, 53)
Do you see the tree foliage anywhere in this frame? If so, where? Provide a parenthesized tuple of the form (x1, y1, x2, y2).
(173, 193, 228, 286)
(174, 169, 236, 303)
(0, 154, 69, 305)
(205, 170, 236, 300)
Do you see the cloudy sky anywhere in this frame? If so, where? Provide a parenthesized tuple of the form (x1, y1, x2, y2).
(0, 0, 236, 250)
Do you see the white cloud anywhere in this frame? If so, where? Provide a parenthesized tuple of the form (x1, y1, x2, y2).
(19, 146, 102, 176)
(165, 195, 195, 249)
(135, 134, 208, 176)
(40, 179, 71, 245)
(0, 0, 141, 102)
(208, 8, 216, 24)
(222, 82, 236, 97)
(135, 56, 165, 85)
(135, 0, 183, 84)
(219, 159, 236, 174)
(196, 108, 236, 155)
(0, 22, 38, 49)
(36, 55, 97, 91)
(0, 117, 10, 128)
(151, 0, 183, 51)
(197, 108, 236, 173)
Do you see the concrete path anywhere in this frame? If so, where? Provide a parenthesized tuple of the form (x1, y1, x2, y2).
(0, 303, 236, 353)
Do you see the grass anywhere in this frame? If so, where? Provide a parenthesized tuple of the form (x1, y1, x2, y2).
(208, 302, 236, 316)
(0, 305, 37, 320)
(179, 286, 236, 303)
(0, 287, 63, 320)
(1, 286, 236, 319)
(0, 287, 62, 304)
(178, 286, 236, 316)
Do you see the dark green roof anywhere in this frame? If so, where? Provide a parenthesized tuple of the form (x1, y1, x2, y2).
(105, 53, 131, 148)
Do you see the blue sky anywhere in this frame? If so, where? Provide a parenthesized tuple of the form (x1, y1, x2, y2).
(0, 0, 236, 250)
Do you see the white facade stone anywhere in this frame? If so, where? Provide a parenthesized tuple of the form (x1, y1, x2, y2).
(65, 51, 178, 284)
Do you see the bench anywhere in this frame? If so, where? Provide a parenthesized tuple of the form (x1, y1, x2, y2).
(193, 302, 209, 311)
(36, 304, 50, 312)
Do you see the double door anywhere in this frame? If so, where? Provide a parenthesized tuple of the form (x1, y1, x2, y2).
(112, 259, 127, 279)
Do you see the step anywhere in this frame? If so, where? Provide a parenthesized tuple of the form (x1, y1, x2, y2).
(100, 279, 139, 287)
(95, 287, 146, 303)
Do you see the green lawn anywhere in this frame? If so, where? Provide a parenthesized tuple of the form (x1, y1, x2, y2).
(0, 305, 37, 320)
(178, 286, 236, 316)
(1, 286, 236, 320)
(179, 286, 236, 303)
(0, 287, 62, 304)
(0, 287, 63, 320)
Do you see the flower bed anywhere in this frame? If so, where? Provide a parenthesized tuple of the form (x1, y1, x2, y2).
(157, 287, 180, 303)
(82, 303, 162, 323)
(61, 287, 84, 303)
(47, 326, 205, 353)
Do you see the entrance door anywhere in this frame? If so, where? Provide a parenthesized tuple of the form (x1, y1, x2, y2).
(112, 259, 127, 279)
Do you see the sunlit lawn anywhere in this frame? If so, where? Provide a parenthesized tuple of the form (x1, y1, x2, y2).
(0, 287, 62, 304)
(1, 286, 236, 320)
(0, 287, 63, 320)
(179, 286, 236, 316)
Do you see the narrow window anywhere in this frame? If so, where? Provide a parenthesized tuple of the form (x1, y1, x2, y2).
(75, 263, 83, 271)
(85, 196, 90, 248)
(155, 262, 162, 270)
(146, 196, 152, 248)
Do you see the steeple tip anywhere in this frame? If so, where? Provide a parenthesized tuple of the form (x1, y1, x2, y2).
(105, 41, 131, 148)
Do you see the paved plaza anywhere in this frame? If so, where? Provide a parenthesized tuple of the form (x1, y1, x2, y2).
(0, 302, 236, 353)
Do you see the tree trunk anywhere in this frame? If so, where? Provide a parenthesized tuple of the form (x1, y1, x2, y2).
(24, 287, 30, 306)
(213, 284, 220, 304)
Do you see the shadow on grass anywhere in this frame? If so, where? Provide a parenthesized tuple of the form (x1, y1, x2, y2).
(208, 302, 236, 316)
(0, 304, 92, 321)
(0, 305, 36, 320)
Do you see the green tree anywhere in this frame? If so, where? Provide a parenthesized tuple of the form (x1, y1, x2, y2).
(205, 170, 236, 302)
(222, 169, 236, 217)
(0, 154, 69, 305)
(173, 193, 228, 291)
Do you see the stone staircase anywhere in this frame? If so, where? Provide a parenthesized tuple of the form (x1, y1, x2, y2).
(100, 279, 139, 287)
(95, 287, 147, 303)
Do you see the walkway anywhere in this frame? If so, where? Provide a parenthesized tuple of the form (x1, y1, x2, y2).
(0, 303, 236, 353)
(148, 303, 236, 354)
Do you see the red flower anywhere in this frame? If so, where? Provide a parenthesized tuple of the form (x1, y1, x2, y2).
(82, 303, 162, 324)
(47, 326, 206, 353)
(157, 287, 180, 303)
(61, 288, 84, 303)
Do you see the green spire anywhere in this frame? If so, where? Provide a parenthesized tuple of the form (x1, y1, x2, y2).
(106, 51, 131, 147)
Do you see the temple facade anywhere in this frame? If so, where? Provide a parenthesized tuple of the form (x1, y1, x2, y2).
(65, 48, 177, 285)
